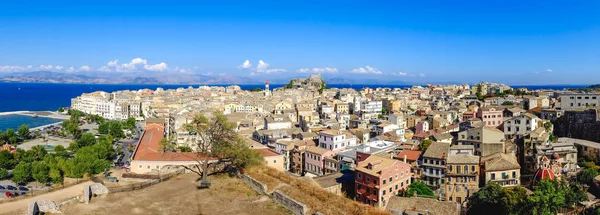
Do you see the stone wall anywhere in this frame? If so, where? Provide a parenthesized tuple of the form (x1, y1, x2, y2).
(554, 109, 600, 142)
(272, 190, 310, 215)
(26, 201, 39, 215)
(241, 175, 268, 195)
(90, 183, 109, 195)
(83, 185, 91, 203)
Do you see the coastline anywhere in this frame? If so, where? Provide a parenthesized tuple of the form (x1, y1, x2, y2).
(0, 110, 70, 120)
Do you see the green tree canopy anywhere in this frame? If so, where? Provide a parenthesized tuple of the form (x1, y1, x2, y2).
(0, 150, 16, 169)
(501, 101, 514, 105)
(76, 132, 97, 149)
(0, 168, 8, 180)
(32, 161, 50, 184)
(418, 139, 432, 152)
(17, 124, 30, 140)
(405, 181, 435, 197)
(12, 161, 32, 184)
(577, 167, 599, 185)
(53, 145, 69, 158)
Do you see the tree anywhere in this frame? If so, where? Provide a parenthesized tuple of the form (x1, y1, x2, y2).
(249, 88, 263, 92)
(0, 150, 16, 169)
(34, 130, 41, 139)
(32, 161, 50, 184)
(543, 121, 553, 133)
(126, 117, 136, 130)
(18, 124, 30, 140)
(418, 139, 432, 152)
(527, 179, 566, 215)
(213, 138, 263, 171)
(57, 107, 65, 112)
(405, 182, 434, 197)
(177, 146, 193, 152)
(4, 128, 17, 144)
(467, 183, 507, 215)
(501, 101, 514, 106)
(175, 112, 242, 181)
(381, 107, 389, 116)
(98, 121, 125, 139)
(54, 145, 69, 158)
(577, 167, 599, 184)
(30, 145, 48, 161)
(476, 84, 483, 100)
(76, 132, 97, 148)
(0, 168, 8, 180)
(12, 162, 32, 184)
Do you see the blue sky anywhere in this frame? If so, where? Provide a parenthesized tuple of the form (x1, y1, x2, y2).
(0, 0, 599, 85)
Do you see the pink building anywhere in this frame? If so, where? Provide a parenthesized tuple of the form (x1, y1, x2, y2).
(477, 106, 503, 128)
(415, 121, 429, 133)
(355, 155, 412, 208)
(304, 146, 335, 176)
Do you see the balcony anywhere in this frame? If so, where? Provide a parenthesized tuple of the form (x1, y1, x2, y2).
(447, 171, 478, 176)
(423, 171, 444, 178)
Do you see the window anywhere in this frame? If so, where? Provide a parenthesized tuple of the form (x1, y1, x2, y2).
(464, 165, 468, 173)
(491, 173, 496, 180)
(274, 160, 277, 163)
(358, 184, 361, 190)
(156, 166, 160, 170)
(357, 173, 362, 179)
(395, 185, 398, 190)
(138, 165, 142, 169)
(471, 166, 475, 172)
(383, 190, 386, 195)
(512, 171, 516, 178)
(389, 187, 392, 193)
(147, 165, 150, 169)
(383, 179, 386, 185)
(367, 177, 370, 182)
(389, 177, 393, 182)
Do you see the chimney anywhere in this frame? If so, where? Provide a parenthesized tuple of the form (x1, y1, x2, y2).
(404, 155, 407, 163)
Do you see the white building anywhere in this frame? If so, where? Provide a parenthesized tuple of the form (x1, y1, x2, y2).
(318, 130, 357, 152)
(504, 113, 540, 138)
(560, 93, 600, 110)
(264, 115, 292, 130)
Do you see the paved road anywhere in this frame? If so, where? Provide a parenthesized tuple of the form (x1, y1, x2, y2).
(114, 122, 143, 166)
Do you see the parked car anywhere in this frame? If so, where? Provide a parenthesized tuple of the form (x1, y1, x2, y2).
(5, 192, 13, 198)
(7, 185, 17, 190)
(0, 185, 5, 190)
(21, 192, 26, 195)
(18, 186, 29, 191)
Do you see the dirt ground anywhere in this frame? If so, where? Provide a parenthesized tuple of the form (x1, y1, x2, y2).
(59, 173, 291, 215)
(0, 181, 94, 215)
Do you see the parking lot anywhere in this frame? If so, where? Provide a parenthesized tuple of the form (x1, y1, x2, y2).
(0, 183, 31, 199)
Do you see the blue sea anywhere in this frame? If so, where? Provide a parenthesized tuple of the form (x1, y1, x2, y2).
(0, 82, 588, 113)
(0, 114, 62, 131)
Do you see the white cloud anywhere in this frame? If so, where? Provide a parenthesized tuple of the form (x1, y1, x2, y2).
(79, 66, 92, 72)
(547, 69, 552, 72)
(100, 58, 173, 73)
(256, 60, 270, 73)
(350, 66, 382, 74)
(39, 65, 54, 70)
(265, 68, 287, 73)
(237, 60, 252, 70)
(390, 72, 407, 76)
(66, 67, 76, 73)
(0, 58, 188, 74)
(419, 73, 425, 77)
(297, 67, 338, 73)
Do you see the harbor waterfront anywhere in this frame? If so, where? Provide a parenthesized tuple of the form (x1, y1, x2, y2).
(0, 111, 66, 131)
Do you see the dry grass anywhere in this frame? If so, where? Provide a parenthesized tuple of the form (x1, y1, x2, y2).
(247, 166, 390, 215)
(60, 173, 291, 215)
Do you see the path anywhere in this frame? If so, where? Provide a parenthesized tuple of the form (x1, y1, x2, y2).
(0, 181, 94, 215)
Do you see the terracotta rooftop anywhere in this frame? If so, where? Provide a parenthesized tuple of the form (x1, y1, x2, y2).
(254, 148, 281, 157)
(133, 122, 215, 162)
(396, 150, 422, 161)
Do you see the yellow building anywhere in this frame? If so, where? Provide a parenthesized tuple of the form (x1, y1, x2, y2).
(445, 154, 480, 204)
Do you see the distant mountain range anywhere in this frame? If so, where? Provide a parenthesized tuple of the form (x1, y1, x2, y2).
(0, 71, 246, 84)
(0, 71, 424, 85)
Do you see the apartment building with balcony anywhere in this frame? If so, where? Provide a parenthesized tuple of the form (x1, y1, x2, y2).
(445, 153, 480, 205)
(355, 155, 412, 208)
(318, 129, 357, 153)
(422, 142, 450, 186)
(503, 113, 540, 138)
(480, 152, 521, 187)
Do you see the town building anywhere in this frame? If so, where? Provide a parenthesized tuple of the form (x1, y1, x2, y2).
(355, 155, 412, 208)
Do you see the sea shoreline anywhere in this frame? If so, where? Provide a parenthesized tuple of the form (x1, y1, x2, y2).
(0, 111, 69, 131)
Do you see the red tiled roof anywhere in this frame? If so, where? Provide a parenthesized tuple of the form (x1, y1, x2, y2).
(396, 150, 422, 161)
(133, 122, 216, 162)
(254, 148, 281, 157)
